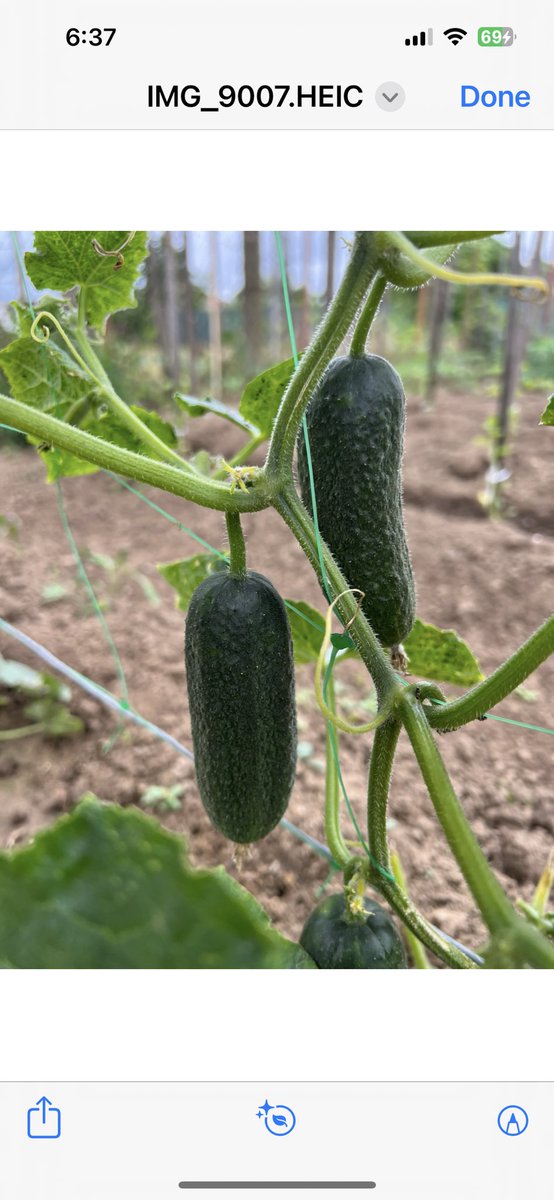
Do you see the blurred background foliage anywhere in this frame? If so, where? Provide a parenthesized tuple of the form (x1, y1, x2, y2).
(1, 232, 552, 509)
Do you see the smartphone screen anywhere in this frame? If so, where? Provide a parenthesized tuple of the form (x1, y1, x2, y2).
(0, 1, 552, 1195)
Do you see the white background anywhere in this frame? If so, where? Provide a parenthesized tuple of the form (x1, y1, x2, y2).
(0, 11, 553, 1093)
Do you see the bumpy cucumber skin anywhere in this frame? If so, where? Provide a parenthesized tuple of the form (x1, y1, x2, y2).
(299, 892, 406, 969)
(297, 353, 415, 647)
(185, 570, 297, 843)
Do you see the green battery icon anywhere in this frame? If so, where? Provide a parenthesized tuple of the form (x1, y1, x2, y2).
(478, 26, 515, 46)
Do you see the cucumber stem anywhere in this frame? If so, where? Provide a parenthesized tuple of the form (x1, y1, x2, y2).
(265, 232, 379, 478)
(275, 485, 399, 701)
(350, 274, 387, 357)
(389, 851, 433, 969)
(383, 232, 549, 298)
(322, 667, 352, 871)
(427, 614, 554, 732)
(366, 718, 472, 968)
(400, 694, 523, 935)
(225, 512, 247, 577)
(0, 394, 271, 515)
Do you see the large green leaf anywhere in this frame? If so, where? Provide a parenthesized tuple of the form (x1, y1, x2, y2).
(284, 599, 326, 665)
(158, 553, 226, 611)
(539, 395, 554, 426)
(175, 393, 258, 434)
(87, 405, 177, 453)
(404, 619, 483, 687)
(25, 232, 149, 330)
(0, 336, 93, 416)
(239, 356, 298, 437)
(0, 799, 315, 968)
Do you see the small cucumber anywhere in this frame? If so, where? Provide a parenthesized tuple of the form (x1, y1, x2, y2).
(185, 570, 297, 843)
(297, 353, 415, 647)
(299, 891, 406, 969)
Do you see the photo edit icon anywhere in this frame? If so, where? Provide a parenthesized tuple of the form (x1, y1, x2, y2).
(27, 1096, 61, 1139)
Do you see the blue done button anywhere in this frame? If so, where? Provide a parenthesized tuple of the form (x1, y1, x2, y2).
(461, 85, 531, 108)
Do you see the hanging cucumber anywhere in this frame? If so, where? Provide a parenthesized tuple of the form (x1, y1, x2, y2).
(297, 353, 415, 648)
(185, 569, 297, 843)
(299, 891, 406, 969)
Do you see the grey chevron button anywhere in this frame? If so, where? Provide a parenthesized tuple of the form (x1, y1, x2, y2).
(375, 82, 406, 111)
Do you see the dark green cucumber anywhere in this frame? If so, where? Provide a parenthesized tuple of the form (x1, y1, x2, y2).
(185, 570, 297, 843)
(297, 352, 415, 647)
(299, 891, 406, 969)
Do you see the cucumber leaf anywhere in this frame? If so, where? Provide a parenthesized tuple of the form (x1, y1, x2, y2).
(10, 297, 75, 337)
(539, 395, 554, 426)
(38, 446, 99, 482)
(158, 552, 227, 611)
(0, 799, 315, 968)
(404, 619, 483, 687)
(239, 355, 299, 437)
(25, 231, 149, 330)
(175, 393, 259, 434)
(0, 336, 94, 416)
(87, 405, 178, 452)
(284, 599, 326, 665)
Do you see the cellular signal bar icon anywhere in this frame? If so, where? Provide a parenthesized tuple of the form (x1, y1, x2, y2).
(405, 28, 433, 46)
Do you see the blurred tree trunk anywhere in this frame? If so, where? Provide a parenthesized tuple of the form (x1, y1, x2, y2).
(162, 232, 180, 386)
(147, 243, 171, 374)
(459, 242, 482, 349)
(181, 233, 198, 394)
(208, 232, 222, 398)
(325, 231, 336, 309)
(243, 231, 261, 375)
(496, 235, 523, 471)
(414, 285, 429, 349)
(542, 262, 554, 332)
(425, 278, 450, 407)
(297, 232, 311, 351)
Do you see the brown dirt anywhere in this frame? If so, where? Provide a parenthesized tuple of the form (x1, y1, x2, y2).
(1, 386, 553, 963)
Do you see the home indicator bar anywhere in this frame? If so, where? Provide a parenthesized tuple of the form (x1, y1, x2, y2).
(178, 1186, 377, 1191)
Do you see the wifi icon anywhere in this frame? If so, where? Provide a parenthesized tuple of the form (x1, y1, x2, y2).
(444, 27, 468, 45)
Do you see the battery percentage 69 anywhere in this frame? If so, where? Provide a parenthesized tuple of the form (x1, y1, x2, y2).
(477, 27, 515, 46)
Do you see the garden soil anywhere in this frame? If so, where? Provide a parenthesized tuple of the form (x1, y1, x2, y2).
(1, 386, 553, 964)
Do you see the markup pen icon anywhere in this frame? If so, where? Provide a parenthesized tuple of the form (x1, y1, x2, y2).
(27, 1096, 62, 1139)
(497, 1105, 529, 1137)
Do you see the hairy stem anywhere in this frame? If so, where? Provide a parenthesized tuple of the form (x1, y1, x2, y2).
(350, 274, 387, 357)
(274, 485, 398, 701)
(400, 694, 516, 935)
(428, 614, 554, 732)
(323, 671, 352, 871)
(0, 394, 271, 514)
(74, 323, 196, 474)
(367, 718, 472, 968)
(390, 851, 432, 969)
(265, 232, 379, 477)
(225, 512, 247, 577)
(382, 232, 548, 298)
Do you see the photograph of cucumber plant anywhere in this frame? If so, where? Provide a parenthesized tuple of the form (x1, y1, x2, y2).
(0, 230, 553, 968)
